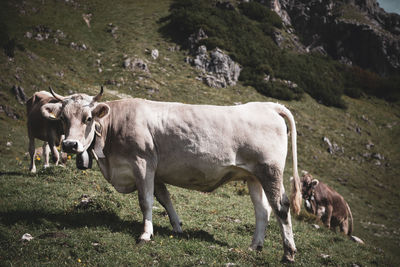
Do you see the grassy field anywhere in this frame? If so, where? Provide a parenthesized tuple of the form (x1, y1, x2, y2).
(0, 0, 399, 265)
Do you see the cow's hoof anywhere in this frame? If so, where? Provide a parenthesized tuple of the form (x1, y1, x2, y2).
(281, 255, 295, 263)
(136, 238, 150, 247)
(248, 245, 263, 252)
(281, 245, 296, 263)
(281, 250, 296, 263)
(172, 227, 183, 235)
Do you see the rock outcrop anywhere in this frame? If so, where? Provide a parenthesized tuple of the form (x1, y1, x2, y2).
(270, 0, 400, 75)
(190, 45, 241, 88)
(123, 57, 149, 73)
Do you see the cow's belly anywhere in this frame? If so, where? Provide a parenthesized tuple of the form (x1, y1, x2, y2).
(98, 158, 136, 193)
(156, 164, 250, 192)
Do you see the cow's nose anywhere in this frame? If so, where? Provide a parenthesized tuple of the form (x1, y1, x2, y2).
(62, 140, 78, 153)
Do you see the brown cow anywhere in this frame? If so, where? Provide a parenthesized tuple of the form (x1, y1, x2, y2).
(26, 90, 65, 173)
(301, 172, 353, 235)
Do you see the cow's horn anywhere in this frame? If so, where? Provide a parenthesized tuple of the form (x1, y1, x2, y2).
(93, 86, 104, 102)
(49, 86, 64, 101)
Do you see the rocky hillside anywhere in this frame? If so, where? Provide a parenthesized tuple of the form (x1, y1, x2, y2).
(271, 0, 400, 75)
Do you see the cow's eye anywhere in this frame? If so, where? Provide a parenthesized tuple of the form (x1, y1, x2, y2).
(86, 117, 92, 123)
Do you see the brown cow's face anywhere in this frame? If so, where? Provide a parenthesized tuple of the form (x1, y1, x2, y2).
(301, 173, 319, 214)
(301, 173, 319, 200)
(41, 93, 110, 154)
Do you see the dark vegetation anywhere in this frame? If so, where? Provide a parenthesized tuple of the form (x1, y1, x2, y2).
(161, 0, 400, 108)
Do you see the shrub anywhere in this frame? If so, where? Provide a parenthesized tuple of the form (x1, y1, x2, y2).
(345, 66, 400, 102)
(239, 1, 283, 28)
(277, 53, 347, 107)
(344, 87, 363, 98)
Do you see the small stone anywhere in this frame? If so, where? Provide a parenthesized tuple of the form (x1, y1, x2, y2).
(350, 235, 364, 244)
(372, 153, 383, 160)
(151, 49, 159, 60)
(312, 224, 320, 229)
(366, 141, 374, 150)
(123, 58, 131, 68)
(21, 233, 34, 241)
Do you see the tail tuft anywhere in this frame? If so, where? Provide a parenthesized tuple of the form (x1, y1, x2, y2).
(346, 202, 354, 236)
(290, 174, 302, 215)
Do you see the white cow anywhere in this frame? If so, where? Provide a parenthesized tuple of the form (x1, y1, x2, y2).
(41, 88, 302, 262)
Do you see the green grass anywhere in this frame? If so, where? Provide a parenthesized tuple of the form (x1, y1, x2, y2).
(0, 0, 399, 265)
(0, 163, 393, 266)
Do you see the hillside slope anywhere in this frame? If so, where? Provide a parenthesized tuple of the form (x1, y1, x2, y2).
(0, 0, 399, 265)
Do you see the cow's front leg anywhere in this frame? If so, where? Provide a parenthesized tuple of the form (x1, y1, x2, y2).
(154, 182, 183, 233)
(28, 136, 36, 173)
(316, 205, 326, 220)
(317, 205, 330, 228)
(324, 205, 333, 230)
(134, 157, 155, 242)
(42, 142, 50, 168)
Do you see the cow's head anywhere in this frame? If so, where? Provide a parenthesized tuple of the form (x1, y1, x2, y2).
(301, 172, 319, 200)
(41, 87, 110, 156)
(300, 172, 319, 214)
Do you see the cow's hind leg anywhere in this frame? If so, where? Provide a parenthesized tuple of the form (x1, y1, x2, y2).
(339, 219, 349, 235)
(154, 182, 183, 233)
(49, 141, 60, 166)
(255, 163, 296, 262)
(29, 136, 36, 173)
(247, 178, 272, 251)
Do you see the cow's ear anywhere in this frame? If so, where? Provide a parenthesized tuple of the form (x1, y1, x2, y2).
(311, 179, 319, 188)
(92, 103, 110, 119)
(41, 103, 62, 120)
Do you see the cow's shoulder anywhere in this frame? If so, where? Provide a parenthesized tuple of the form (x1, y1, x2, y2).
(314, 182, 332, 203)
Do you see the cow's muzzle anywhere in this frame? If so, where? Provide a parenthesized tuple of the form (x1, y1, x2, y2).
(62, 140, 79, 153)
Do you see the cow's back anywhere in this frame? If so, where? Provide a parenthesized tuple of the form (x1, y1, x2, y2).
(315, 182, 348, 219)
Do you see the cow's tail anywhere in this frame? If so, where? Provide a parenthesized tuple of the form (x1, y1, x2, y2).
(346, 202, 353, 236)
(275, 104, 302, 215)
